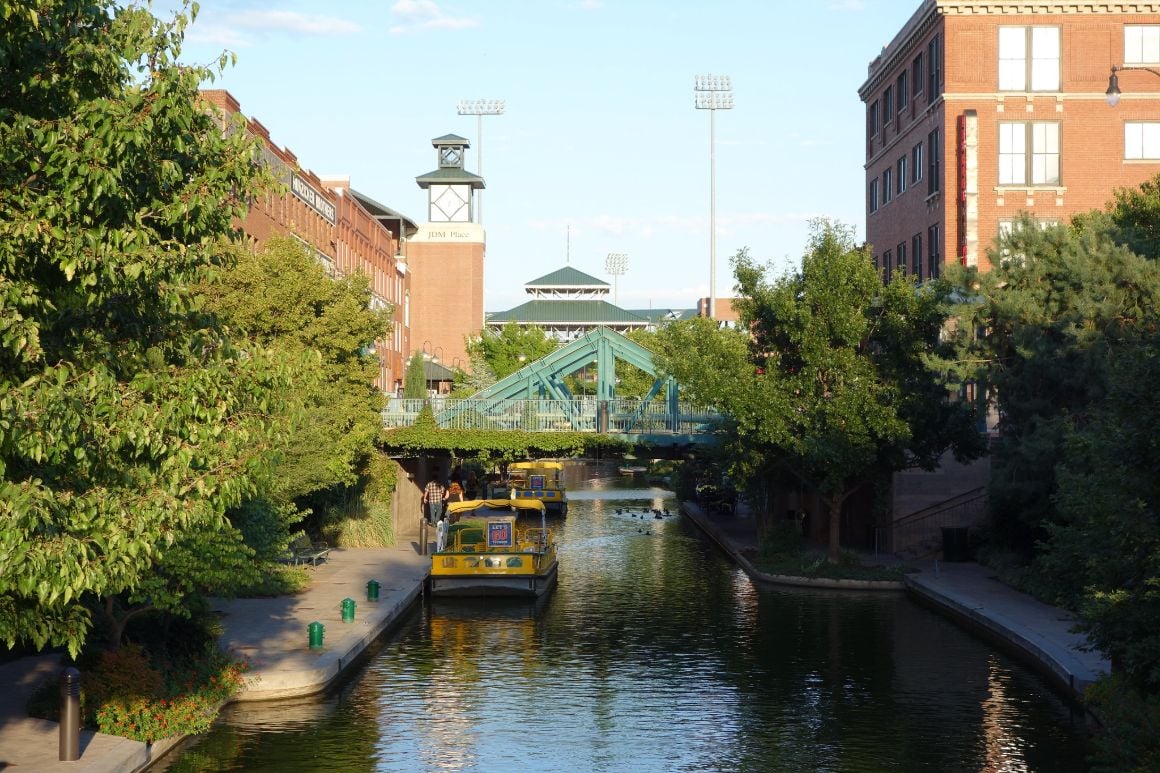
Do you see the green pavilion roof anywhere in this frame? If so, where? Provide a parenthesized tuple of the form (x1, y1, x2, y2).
(526, 266, 608, 289)
(628, 308, 698, 323)
(415, 167, 485, 189)
(487, 300, 650, 325)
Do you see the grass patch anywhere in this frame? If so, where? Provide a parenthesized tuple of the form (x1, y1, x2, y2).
(746, 546, 912, 582)
(236, 564, 310, 597)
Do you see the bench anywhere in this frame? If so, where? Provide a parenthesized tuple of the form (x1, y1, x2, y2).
(278, 535, 332, 567)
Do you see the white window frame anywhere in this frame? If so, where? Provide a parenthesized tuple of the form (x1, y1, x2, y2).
(999, 122, 1060, 186)
(897, 156, 907, 194)
(999, 26, 1060, 91)
(1125, 122, 1160, 160)
(912, 142, 924, 184)
(869, 178, 880, 213)
(1125, 26, 1160, 65)
(883, 168, 893, 203)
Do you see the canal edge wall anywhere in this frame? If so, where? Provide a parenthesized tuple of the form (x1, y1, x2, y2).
(679, 502, 905, 591)
(680, 501, 1105, 704)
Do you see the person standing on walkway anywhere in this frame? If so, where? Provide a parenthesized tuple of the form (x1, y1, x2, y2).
(422, 478, 447, 524)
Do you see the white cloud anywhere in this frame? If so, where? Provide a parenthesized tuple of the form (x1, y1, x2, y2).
(578, 0, 604, 9)
(185, 9, 360, 47)
(228, 10, 361, 35)
(390, 0, 478, 34)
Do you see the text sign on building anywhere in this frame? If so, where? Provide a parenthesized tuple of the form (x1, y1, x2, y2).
(291, 173, 336, 225)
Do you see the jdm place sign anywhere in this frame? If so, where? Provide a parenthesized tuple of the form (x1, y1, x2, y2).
(291, 173, 336, 225)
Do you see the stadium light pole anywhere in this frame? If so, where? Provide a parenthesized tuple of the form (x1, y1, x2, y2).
(605, 252, 628, 307)
(457, 99, 505, 224)
(694, 75, 733, 321)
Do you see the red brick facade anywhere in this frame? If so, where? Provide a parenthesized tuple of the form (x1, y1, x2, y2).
(407, 231, 485, 371)
(861, 2, 1160, 280)
(199, 90, 409, 393)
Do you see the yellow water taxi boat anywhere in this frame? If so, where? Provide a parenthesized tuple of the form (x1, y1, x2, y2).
(507, 460, 568, 514)
(429, 499, 558, 598)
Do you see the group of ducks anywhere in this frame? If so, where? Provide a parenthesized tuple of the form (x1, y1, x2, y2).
(615, 507, 673, 535)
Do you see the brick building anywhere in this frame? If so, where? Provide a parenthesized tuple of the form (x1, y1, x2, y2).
(199, 90, 411, 393)
(407, 134, 486, 372)
(860, 1, 1160, 281)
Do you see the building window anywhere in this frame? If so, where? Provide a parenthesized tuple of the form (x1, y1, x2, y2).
(1125, 122, 1160, 160)
(884, 85, 894, 125)
(897, 242, 907, 276)
(912, 142, 924, 184)
(999, 122, 1060, 185)
(913, 52, 924, 98)
(997, 217, 1060, 261)
(884, 249, 893, 283)
(998, 27, 1060, 91)
(869, 100, 881, 137)
(883, 168, 893, 204)
(1125, 26, 1160, 65)
(897, 71, 909, 117)
(897, 156, 907, 194)
(912, 233, 924, 279)
(928, 34, 942, 102)
(869, 178, 880, 213)
(928, 129, 941, 195)
(927, 225, 941, 278)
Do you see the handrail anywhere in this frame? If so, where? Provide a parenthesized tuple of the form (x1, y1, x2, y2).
(893, 486, 987, 528)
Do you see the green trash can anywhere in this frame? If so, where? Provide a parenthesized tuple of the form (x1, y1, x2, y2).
(941, 527, 970, 562)
(341, 597, 356, 623)
(366, 579, 380, 602)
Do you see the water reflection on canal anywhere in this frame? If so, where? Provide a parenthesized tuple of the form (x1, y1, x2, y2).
(162, 465, 1088, 772)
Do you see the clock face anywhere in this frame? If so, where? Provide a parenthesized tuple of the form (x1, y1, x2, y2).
(431, 185, 469, 222)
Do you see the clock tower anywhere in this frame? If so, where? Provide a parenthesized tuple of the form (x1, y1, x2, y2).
(407, 134, 487, 374)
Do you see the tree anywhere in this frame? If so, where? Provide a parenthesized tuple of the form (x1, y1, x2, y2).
(946, 216, 1160, 553)
(466, 323, 557, 381)
(0, 1, 289, 654)
(404, 352, 427, 398)
(656, 222, 982, 560)
(195, 236, 390, 504)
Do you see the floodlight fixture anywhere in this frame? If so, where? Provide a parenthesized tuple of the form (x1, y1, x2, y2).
(693, 74, 734, 320)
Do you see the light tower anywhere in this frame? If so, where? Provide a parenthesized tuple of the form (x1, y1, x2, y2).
(456, 99, 505, 224)
(605, 252, 628, 307)
(694, 74, 733, 321)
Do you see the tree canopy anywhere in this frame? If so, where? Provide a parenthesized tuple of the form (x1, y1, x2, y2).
(466, 323, 557, 381)
(0, 0, 288, 654)
(654, 222, 983, 559)
(195, 236, 390, 505)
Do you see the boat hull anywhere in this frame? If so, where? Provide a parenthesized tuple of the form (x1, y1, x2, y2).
(430, 560, 558, 598)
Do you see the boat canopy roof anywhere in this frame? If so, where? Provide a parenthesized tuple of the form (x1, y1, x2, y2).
(445, 498, 546, 519)
(509, 461, 564, 471)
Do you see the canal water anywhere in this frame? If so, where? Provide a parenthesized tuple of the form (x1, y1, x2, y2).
(160, 466, 1088, 772)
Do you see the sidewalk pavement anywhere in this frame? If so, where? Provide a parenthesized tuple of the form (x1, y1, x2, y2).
(0, 542, 430, 772)
(681, 501, 1109, 702)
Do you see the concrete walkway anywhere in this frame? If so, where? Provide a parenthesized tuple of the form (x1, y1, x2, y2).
(681, 501, 1109, 702)
(0, 543, 430, 772)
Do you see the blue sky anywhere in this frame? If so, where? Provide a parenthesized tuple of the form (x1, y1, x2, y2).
(161, 0, 920, 311)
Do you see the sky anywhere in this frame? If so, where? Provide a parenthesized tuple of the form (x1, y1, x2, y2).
(158, 0, 922, 312)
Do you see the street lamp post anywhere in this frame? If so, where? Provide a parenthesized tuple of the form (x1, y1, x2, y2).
(456, 99, 505, 224)
(1106, 64, 1160, 106)
(694, 75, 733, 321)
(605, 252, 628, 307)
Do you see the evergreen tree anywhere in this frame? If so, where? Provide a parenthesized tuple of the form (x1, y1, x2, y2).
(404, 352, 427, 398)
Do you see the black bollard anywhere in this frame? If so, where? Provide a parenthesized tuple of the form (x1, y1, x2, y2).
(59, 667, 81, 761)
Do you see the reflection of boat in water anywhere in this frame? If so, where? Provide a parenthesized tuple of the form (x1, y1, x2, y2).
(430, 499, 558, 598)
(618, 465, 648, 475)
(507, 460, 567, 514)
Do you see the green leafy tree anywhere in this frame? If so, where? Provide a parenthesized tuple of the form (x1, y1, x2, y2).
(657, 223, 982, 560)
(0, 1, 289, 654)
(404, 352, 427, 398)
(466, 323, 557, 381)
(196, 236, 390, 504)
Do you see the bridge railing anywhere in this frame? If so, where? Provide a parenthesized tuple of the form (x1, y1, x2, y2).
(381, 397, 720, 436)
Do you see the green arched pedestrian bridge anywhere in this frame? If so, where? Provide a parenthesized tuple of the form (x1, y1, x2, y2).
(381, 328, 721, 446)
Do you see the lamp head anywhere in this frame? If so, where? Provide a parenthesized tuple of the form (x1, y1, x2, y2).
(1107, 66, 1122, 107)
